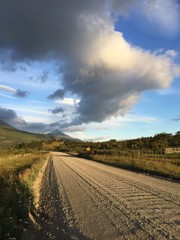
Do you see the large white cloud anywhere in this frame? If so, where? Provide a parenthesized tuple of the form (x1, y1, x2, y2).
(60, 13, 179, 124)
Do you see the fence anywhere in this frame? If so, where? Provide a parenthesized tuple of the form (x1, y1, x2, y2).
(165, 147, 180, 154)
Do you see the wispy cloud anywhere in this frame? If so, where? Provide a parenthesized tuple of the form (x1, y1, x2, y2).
(85, 136, 111, 142)
(142, 0, 180, 36)
(172, 115, 180, 121)
(0, 84, 16, 93)
(0, 93, 15, 99)
(157, 87, 180, 95)
(0, 84, 29, 98)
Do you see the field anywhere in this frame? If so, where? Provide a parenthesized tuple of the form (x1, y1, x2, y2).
(0, 151, 49, 240)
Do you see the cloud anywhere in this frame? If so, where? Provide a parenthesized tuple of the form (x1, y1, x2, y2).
(55, 98, 80, 106)
(0, 85, 16, 93)
(172, 115, 180, 121)
(49, 106, 66, 114)
(142, 0, 180, 36)
(0, 0, 180, 126)
(48, 89, 65, 100)
(14, 89, 29, 98)
(0, 93, 15, 99)
(38, 70, 49, 83)
(85, 136, 111, 142)
(109, 0, 137, 16)
(0, 84, 29, 98)
(63, 125, 86, 133)
(61, 15, 178, 125)
(0, 106, 67, 133)
(157, 87, 180, 95)
(0, 106, 25, 126)
(0, 107, 18, 121)
(0, 0, 106, 61)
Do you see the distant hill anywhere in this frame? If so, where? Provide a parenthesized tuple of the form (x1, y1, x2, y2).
(0, 120, 53, 147)
(47, 129, 81, 142)
(0, 120, 81, 147)
(0, 119, 10, 127)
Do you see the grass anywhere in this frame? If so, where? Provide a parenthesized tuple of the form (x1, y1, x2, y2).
(0, 152, 50, 240)
(78, 153, 180, 181)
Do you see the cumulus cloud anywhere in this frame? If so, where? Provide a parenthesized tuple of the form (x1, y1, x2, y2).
(0, 107, 25, 126)
(0, 0, 180, 126)
(61, 14, 178, 125)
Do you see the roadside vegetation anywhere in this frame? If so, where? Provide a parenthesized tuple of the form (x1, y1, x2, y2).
(39, 131, 180, 180)
(78, 152, 180, 180)
(0, 150, 49, 240)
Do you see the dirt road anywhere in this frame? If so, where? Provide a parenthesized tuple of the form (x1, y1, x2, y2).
(27, 152, 180, 240)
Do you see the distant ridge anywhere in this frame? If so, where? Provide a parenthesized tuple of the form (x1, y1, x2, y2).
(47, 129, 82, 142)
(0, 119, 53, 147)
(0, 119, 81, 147)
(0, 119, 12, 127)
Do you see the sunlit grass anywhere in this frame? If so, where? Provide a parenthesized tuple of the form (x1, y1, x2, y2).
(79, 153, 180, 180)
(0, 152, 49, 240)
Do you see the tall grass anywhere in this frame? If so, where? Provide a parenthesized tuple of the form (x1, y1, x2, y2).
(0, 152, 49, 240)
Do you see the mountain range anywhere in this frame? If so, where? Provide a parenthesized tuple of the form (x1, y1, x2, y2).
(0, 120, 80, 147)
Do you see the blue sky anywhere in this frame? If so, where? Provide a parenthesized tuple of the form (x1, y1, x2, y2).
(0, 0, 180, 141)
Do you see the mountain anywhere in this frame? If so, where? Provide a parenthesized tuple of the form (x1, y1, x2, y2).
(0, 119, 10, 127)
(0, 120, 53, 147)
(47, 129, 81, 142)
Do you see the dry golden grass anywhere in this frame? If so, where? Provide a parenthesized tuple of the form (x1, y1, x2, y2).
(0, 152, 50, 240)
(80, 153, 180, 180)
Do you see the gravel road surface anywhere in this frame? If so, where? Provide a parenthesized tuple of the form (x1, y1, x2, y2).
(26, 152, 180, 240)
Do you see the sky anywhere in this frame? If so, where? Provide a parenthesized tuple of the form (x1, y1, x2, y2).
(0, 0, 180, 141)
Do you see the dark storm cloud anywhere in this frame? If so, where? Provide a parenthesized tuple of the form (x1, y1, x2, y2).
(48, 89, 65, 100)
(0, 107, 19, 122)
(14, 89, 29, 98)
(0, 0, 105, 61)
(49, 106, 66, 114)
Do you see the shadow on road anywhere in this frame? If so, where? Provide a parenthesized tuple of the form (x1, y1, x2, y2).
(22, 158, 89, 240)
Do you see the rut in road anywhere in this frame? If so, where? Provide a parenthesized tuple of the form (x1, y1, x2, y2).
(26, 152, 180, 240)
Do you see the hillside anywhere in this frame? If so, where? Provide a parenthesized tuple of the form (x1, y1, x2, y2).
(0, 120, 53, 147)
